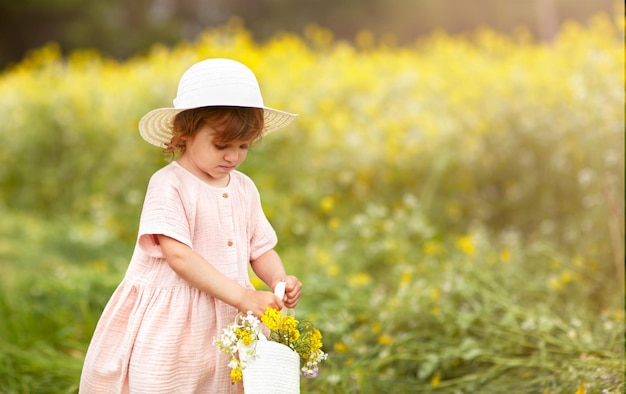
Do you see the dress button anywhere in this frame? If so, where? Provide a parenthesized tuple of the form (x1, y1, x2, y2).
(222, 193, 229, 198)
(227, 240, 234, 247)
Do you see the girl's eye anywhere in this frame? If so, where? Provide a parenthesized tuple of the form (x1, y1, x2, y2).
(213, 143, 250, 150)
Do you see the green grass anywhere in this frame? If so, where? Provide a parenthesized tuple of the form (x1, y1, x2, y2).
(0, 210, 622, 393)
(0, 213, 125, 394)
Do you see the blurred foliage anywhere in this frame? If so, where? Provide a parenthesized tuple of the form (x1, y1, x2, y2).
(0, 0, 619, 69)
(0, 12, 623, 394)
(0, 14, 622, 263)
(296, 224, 624, 393)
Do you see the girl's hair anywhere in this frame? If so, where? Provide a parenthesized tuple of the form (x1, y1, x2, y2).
(165, 106, 265, 155)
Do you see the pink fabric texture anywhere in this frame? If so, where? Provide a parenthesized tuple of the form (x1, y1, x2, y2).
(79, 161, 278, 393)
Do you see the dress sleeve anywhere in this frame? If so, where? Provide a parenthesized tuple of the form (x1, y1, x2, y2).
(137, 174, 193, 258)
(248, 182, 278, 261)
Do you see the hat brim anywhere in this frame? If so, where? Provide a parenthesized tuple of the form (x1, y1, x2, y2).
(139, 106, 297, 148)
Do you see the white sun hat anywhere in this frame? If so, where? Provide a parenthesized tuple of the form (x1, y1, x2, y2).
(139, 58, 297, 148)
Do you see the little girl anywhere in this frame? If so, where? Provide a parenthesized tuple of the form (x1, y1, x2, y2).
(79, 58, 302, 393)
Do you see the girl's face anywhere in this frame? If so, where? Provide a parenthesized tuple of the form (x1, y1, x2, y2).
(177, 123, 252, 187)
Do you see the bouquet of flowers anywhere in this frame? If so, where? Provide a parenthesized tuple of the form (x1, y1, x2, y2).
(214, 307, 328, 384)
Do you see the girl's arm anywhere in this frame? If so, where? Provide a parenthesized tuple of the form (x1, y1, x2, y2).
(251, 249, 302, 308)
(157, 234, 283, 316)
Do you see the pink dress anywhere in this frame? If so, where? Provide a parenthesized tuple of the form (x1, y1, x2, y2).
(79, 161, 278, 393)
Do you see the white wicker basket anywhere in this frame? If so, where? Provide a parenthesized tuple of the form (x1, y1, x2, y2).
(238, 340, 300, 394)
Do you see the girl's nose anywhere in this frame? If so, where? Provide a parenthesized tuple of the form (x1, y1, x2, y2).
(224, 147, 239, 162)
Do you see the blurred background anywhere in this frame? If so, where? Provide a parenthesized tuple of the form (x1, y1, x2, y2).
(0, 0, 617, 69)
(0, 1, 623, 393)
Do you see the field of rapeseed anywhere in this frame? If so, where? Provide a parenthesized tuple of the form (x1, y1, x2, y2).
(0, 14, 623, 393)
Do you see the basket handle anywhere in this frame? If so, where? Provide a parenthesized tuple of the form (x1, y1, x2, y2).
(274, 281, 287, 300)
(274, 281, 295, 316)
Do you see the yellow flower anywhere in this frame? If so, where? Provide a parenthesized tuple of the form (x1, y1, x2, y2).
(236, 328, 254, 345)
(548, 271, 574, 290)
(281, 315, 300, 342)
(560, 271, 573, 284)
(348, 273, 372, 287)
(334, 342, 348, 353)
(423, 240, 442, 256)
(281, 315, 297, 330)
(431, 372, 441, 387)
(399, 271, 412, 286)
(378, 334, 393, 345)
(457, 235, 475, 256)
(230, 367, 242, 383)
(320, 196, 334, 213)
(548, 276, 562, 290)
(327, 264, 340, 277)
(93, 259, 109, 273)
(261, 308, 281, 331)
(316, 249, 330, 265)
(499, 248, 511, 262)
(310, 328, 322, 344)
(575, 382, 586, 394)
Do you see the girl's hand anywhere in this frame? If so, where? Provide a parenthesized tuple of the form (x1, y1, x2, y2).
(237, 289, 284, 317)
(273, 275, 302, 308)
